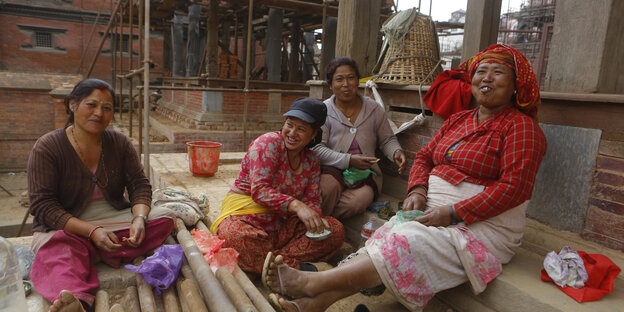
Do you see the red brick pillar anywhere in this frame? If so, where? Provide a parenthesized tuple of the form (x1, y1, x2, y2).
(50, 85, 73, 129)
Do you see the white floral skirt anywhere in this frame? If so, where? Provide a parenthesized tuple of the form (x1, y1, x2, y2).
(366, 175, 527, 311)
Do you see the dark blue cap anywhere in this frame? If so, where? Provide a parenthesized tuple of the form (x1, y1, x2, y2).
(283, 97, 327, 126)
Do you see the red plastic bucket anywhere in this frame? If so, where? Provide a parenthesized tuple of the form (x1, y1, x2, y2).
(186, 141, 222, 176)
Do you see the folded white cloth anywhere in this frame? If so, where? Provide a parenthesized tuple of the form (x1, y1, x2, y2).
(544, 246, 588, 288)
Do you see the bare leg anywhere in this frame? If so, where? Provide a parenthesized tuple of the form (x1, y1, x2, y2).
(266, 253, 382, 298)
(48, 290, 86, 312)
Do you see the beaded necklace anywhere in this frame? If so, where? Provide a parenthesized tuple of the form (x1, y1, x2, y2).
(71, 126, 109, 189)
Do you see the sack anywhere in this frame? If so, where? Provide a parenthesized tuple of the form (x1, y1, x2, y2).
(541, 249, 621, 302)
(124, 244, 184, 295)
(152, 187, 208, 226)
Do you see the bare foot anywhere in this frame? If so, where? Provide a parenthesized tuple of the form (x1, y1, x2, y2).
(266, 255, 317, 298)
(48, 290, 86, 312)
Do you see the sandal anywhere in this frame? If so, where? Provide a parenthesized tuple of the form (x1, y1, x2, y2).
(269, 293, 301, 312)
(261, 251, 275, 289)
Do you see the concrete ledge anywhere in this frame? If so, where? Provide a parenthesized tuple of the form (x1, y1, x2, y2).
(437, 247, 624, 312)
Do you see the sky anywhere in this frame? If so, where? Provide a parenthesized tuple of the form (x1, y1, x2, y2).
(396, 0, 526, 22)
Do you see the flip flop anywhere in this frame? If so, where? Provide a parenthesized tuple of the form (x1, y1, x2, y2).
(261, 251, 274, 289)
(269, 293, 301, 312)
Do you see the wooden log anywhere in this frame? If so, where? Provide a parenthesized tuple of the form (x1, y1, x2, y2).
(163, 286, 180, 312)
(133, 257, 157, 312)
(180, 279, 209, 312)
(195, 219, 210, 232)
(175, 278, 191, 312)
(109, 303, 124, 312)
(233, 266, 275, 312)
(215, 267, 258, 312)
(94, 289, 109, 312)
(122, 286, 141, 312)
(175, 218, 237, 312)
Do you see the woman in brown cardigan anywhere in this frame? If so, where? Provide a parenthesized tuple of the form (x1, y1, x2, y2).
(28, 79, 173, 312)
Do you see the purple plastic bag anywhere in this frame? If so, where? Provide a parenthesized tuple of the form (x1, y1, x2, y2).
(124, 244, 184, 295)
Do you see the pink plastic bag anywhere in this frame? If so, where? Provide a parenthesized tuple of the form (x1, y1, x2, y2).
(207, 248, 239, 273)
(190, 228, 224, 257)
(124, 244, 184, 295)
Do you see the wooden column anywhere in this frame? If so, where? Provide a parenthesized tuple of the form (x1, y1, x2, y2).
(187, 5, 201, 76)
(335, 0, 381, 77)
(322, 16, 337, 78)
(266, 8, 283, 82)
(287, 20, 301, 82)
(205, 0, 219, 77)
(172, 11, 186, 77)
(302, 32, 316, 80)
(461, 0, 502, 61)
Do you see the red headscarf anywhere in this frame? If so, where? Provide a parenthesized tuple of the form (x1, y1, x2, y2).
(424, 44, 541, 120)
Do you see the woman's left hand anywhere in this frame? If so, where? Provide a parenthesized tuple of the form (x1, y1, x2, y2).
(414, 205, 451, 227)
(394, 150, 407, 174)
(124, 217, 146, 247)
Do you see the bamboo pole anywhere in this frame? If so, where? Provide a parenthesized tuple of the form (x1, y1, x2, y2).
(94, 289, 109, 312)
(233, 266, 275, 312)
(175, 218, 237, 312)
(118, 1, 124, 121)
(109, 304, 124, 312)
(142, 0, 151, 178)
(180, 279, 209, 312)
(175, 277, 191, 312)
(77, 2, 103, 74)
(122, 286, 141, 312)
(86, 0, 124, 77)
(242, 0, 254, 147)
(133, 257, 156, 312)
(129, 0, 134, 137)
(162, 287, 180, 312)
(215, 267, 258, 312)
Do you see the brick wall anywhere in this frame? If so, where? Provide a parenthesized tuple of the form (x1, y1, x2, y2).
(0, 90, 55, 169)
(0, 9, 164, 83)
(583, 155, 624, 250)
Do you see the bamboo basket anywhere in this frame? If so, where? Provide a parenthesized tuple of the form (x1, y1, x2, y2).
(374, 13, 442, 85)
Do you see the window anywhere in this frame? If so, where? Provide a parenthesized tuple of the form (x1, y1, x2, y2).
(18, 25, 66, 52)
(35, 32, 53, 48)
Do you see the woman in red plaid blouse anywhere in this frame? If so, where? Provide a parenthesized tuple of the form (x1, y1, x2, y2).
(262, 45, 547, 312)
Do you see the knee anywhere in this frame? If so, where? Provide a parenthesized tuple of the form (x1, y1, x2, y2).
(320, 174, 342, 196)
(325, 217, 345, 243)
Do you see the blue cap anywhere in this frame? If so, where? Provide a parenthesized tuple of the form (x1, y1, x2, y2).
(283, 97, 327, 126)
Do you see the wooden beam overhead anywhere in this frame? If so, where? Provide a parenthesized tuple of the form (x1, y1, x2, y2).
(225, 0, 338, 17)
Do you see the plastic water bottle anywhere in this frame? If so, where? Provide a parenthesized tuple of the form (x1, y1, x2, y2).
(0, 236, 28, 312)
(360, 217, 380, 248)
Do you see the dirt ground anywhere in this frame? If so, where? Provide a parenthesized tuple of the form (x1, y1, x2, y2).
(0, 171, 31, 237)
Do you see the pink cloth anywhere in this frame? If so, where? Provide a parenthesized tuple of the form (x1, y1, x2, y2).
(30, 218, 173, 306)
(347, 138, 361, 155)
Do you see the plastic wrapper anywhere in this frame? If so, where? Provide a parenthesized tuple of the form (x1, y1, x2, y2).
(394, 209, 424, 226)
(124, 244, 184, 295)
(206, 248, 239, 274)
(191, 228, 224, 257)
(342, 168, 376, 186)
(14, 245, 35, 279)
(543, 246, 588, 288)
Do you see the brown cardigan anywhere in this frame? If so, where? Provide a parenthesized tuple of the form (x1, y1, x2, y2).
(27, 128, 151, 232)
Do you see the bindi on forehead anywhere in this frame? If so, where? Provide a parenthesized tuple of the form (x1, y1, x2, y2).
(97, 88, 107, 93)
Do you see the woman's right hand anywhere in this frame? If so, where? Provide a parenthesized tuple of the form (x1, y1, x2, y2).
(288, 200, 330, 233)
(402, 192, 427, 212)
(349, 154, 378, 170)
(90, 227, 122, 252)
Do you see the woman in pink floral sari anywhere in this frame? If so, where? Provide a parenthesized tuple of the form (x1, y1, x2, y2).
(263, 45, 547, 311)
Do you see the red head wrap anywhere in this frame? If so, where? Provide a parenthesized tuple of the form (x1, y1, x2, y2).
(460, 44, 541, 119)
(424, 44, 540, 120)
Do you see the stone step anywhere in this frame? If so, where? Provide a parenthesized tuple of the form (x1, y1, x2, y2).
(437, 246, 624, 312)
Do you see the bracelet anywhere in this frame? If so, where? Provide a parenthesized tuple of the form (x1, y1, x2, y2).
(449, 205, 456, 225)
(88, 226, 103, 240)
(132, 214, 148, 224)
(409, 191, 427, 201)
